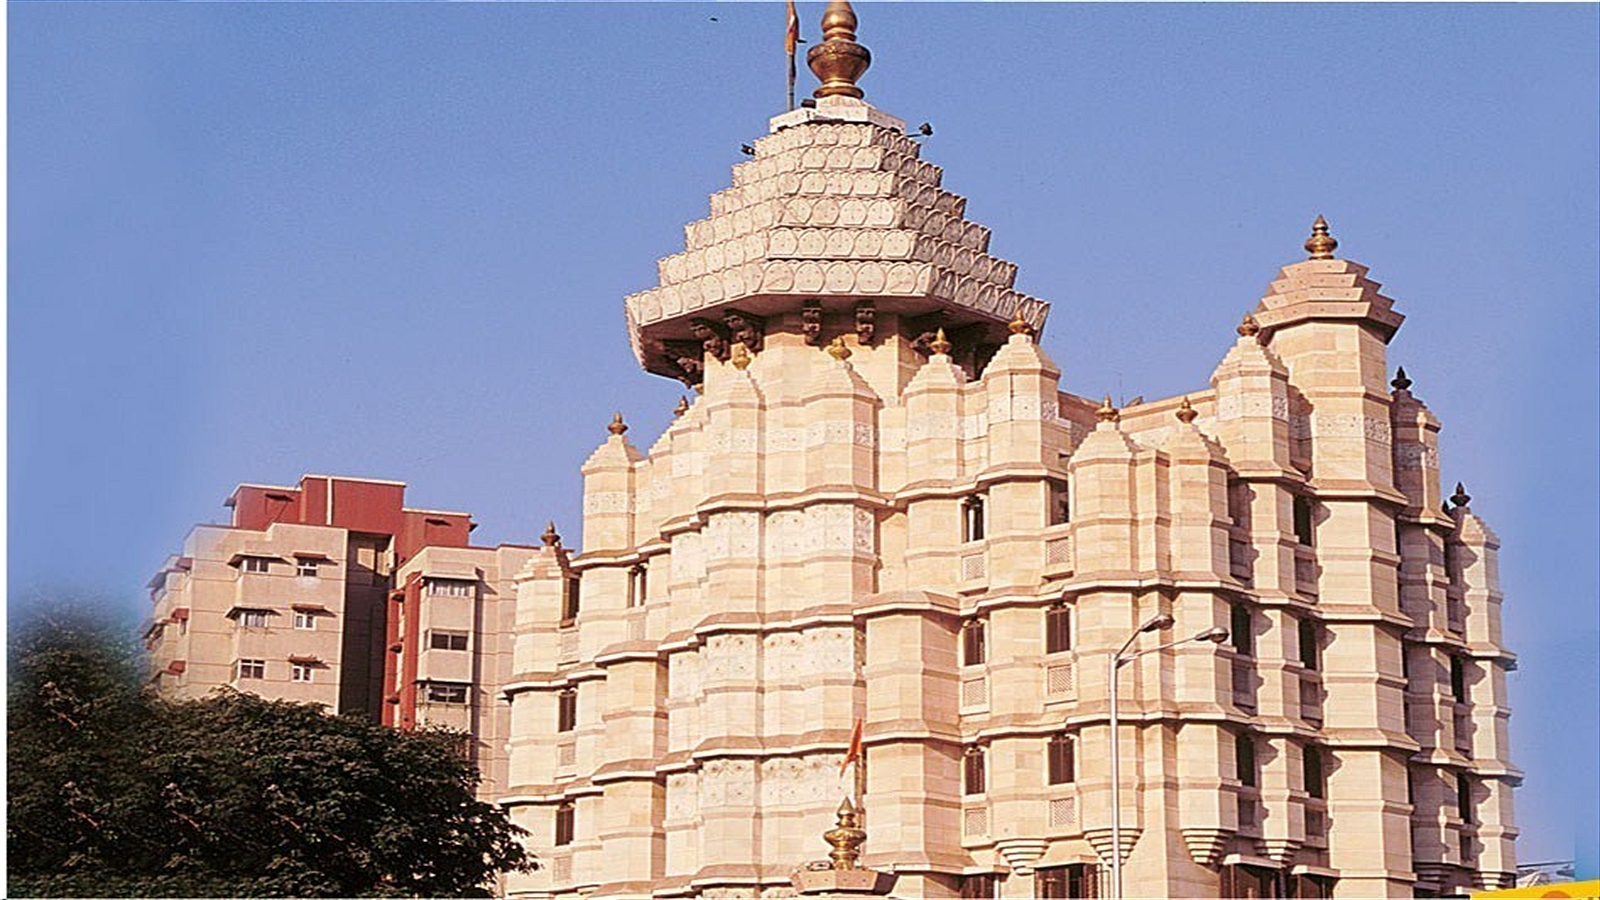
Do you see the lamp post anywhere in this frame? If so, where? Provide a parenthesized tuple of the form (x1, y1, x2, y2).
(1107, 616, 1230, 900)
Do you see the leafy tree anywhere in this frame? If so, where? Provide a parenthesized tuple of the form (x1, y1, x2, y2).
(8, 608, 535, 897)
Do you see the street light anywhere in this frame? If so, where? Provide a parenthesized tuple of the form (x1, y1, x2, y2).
(1107, 617, 1230, 900)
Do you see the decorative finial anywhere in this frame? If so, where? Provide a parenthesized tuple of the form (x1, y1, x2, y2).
(674, 395, 690, 417)
(1451, 482, 1472, 509)
(1008, 307, 1033, 336)
(541, 521, 561, 547)
(1237, 314, 1260, 337)
(1305, 215, 1338, 260)
(1096, 394, 1120, 423)
(731, 341, 753, 370)
(929, 327, 952, 356)
(808, 1, 871, 100)
(826, 336, 852, 360)
(1176, 396, 1198, 424)
(1391, 366, 1412, 391)
(823, 796, 867, 871)
(608, 412, 628, 436)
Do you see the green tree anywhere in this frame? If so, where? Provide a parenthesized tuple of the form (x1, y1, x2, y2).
(8, 609, 535, 897)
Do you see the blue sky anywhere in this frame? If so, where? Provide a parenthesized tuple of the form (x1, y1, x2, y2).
(8, 1, 1597, 872)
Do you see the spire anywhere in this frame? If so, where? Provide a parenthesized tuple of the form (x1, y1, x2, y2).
(541, 521, 561, 548)
(1237, 314, 1260, 338)
(1304, 214, 1339, 260)
(674, 395, 690, 417)
(808, 0, 871, 99)
(826, 336, 853, 360)
(928, 328, 952, 356)
(1451, 482, 1472, 509)
(608, 412, 628, 436)
(1096, 394, 1120, 424)
(1391, 366, 1412, 392)
(1175, 396, 1198, 424)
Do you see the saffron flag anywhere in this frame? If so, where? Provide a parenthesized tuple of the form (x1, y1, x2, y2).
(785, 0, 799, 55)
(839, 717, 863, 775)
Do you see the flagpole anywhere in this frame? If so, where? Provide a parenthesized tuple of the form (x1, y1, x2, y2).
(785, 0, 799, 110)
(788, 51, 796, 111)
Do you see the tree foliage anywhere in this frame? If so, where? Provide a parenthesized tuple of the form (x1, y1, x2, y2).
(7, 609, 534, 897)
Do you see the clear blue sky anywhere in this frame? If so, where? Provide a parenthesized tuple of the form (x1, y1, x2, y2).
(9, 1, 1596, 873)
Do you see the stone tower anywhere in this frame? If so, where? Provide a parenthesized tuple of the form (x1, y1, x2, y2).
(500, 6, 1515, 897)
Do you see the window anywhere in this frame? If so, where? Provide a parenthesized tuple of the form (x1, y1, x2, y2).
(554, 802, 575, 846)
(237, 609, 270, 629)
(1049, 479, 1071, 526)
(628, 564, 648, 608)
(1443, 541, 1460, 580)
(1406, 768, 1416, 805)
(963, 745, 986, 795)
(235, 658, 265, 680)
(1048, 733, 1076, 785)
(1293, 495, 1315, 546)
(1231, 603, 1254, 656)
(427, 682, 469, 704)
(960, 874, 997, 899)
(1450, 656, 1468, 703)
(1046, 604, 1072, 654)
(294, 611, 317, 630)
(962, 495, 987, 542)
(430, 630, 469, 651)
(962, 619, 987, 667)
(296, 559, 319, 578)
(242, 556, 271, 574)
(557, 687, 578, 733)
(1288, 873, 1335, 899)
(428, 579, 475, 598)
(1298, 618, 1319, 670)
(291, 662, 314, 683)
(561, 576, 582, 624)
(1235, 732, 1257, 787)
(1221, 864, 1279, 899)
(1037, 863, 1099, 898)
(1303, 744, 1325, 799)
(1456, 773, 1473, 823)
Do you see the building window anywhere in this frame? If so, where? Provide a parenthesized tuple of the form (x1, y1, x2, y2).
(1456, 773, 1473, 823)
(1287, 873, 1335, 899)
(296, 559, 319, 578)
(242, 556, 272, 574)
(1293, 495, 1315, 546)
(1049, 479, 1071, 526)
(291, 662, 314, 683)
(628, 564, 648, 608)
(1303, 744, 1325, 799)
(236, 609, 270, 629)
(235, 658, 265, 680)
(1450, 656, 1468, 703)
(1045, 604, 1072, 654)
(426, 682, 469, 704)
(554, 801, 575, 846)
(428, 579, 475, 599)
(1298, 617, 1319, 670)
(429, 630, 469, 651)
(963, 745, 986, 796)
(1235, 732, 1257, 787)
(962, 495, 987, 543)
(960, 873, 997, 899)
(557, 687, 578, 733)
(561, 576, 582, 624)
(1231, 603, 1253, 656)
(1048, 733, 1076, 785)
(1221, 864, 1279, 899)
(293, 611, 317, 630)
(1037, 863, 1099, 898)
(961, 619, 987, 667)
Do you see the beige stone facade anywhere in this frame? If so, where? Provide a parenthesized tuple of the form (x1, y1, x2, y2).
(147, 474, 534, 800)
(498, 49, 1516, 900)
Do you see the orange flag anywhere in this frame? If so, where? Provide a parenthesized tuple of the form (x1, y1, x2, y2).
(839, 717, 863, 775)
(785, 0, 799, 55)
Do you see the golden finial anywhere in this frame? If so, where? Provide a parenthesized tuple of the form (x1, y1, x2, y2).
(1237, 314, 1260, 337)
(1176, 396, 1198, 424)
(826, 335, 852, 360)
(1305, 215, 1338, 260)
(929, 327, 952, 356)
(1391, 367, 1412, 392)
(807, 1, 872, 100)
(1008, 307, 1033, 336)
(822, 797, 867, 871)
(541, 521, 561, 548)
(1450, 482, 1472, 509)
(674, 395, 690, 417)
(608, 412, 628, 436)
(731, 341, 753, 370)
(1096, 394, 1120, 423)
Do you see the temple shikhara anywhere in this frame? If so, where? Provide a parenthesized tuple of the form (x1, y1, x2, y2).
(147, 4, 1517, 897)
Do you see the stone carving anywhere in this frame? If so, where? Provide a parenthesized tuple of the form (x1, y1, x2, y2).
(689, 318, 731, 362)
(661, 339, 706, 388)
(854, 302, 876, 345)
(724, 309, 765, 353)
(1395, 442, 1436, 469)
(802, 300, 824, 346)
